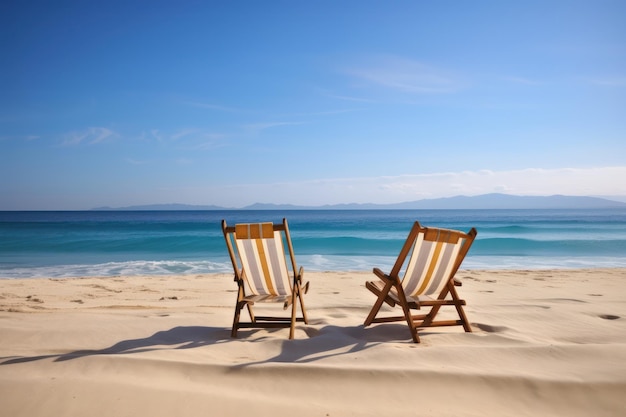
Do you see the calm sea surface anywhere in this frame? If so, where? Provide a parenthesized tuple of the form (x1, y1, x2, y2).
(1, 209, 626, 278)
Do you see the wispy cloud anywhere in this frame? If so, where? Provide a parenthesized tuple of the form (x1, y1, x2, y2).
(170, 129, 199, 141)
(362, 167, 626, 201)
(200, 166, 626, 207)
(290, 108, 364, 117)
(244, 121, 302, 130)
(162, 129, 229, 150)
(190, 142, 229, 151)
(183, 101, 241, 112)
(344, 56, 464, 94)
(61, 127, 116, 146)
(0, 135, 41, 142)
(243, 121, 304, 133)
(502, 76, 541, 85)
(320, 90, 377, 103)
(587, 76, 626, 87)
(329, 94, 376, 103)
(148, 129, 164, 143)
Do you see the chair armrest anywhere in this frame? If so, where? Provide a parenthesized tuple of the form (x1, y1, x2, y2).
(373, 267, 395, 284)
(373, 267, 386, 279)
(297, 266, 309, 294)
(453, 277, 463, 286)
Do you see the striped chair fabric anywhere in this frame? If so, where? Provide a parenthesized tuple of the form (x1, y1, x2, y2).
(222, 218, 309, 339)
(402, 228, 466, 299)
(234, 223, 292, 298)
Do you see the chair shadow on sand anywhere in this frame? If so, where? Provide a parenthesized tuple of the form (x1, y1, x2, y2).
(0, 326, 232, 365)
(231, 321, 415, 367)
(0, 322, 413, 367)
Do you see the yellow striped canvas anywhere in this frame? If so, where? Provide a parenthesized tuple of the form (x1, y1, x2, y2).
(402, 229, 464, 297)
(235, 224, 292, 296)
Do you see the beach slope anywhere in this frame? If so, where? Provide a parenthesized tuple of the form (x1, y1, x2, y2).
(1, 269, 625, 416)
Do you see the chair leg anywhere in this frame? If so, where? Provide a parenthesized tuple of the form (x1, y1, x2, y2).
(289, 294, 297, 339)
(232, 301, 243, 338)
(395, 287, 420, 343)
(364, 280, 394, 326)
(297, 284, 309, 324)
(246, 303, 256, 323)
(449, 284, 472, 332)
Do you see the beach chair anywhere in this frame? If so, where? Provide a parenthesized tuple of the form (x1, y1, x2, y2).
(221, 218, 310, 339)
(364, 221, 477, 343)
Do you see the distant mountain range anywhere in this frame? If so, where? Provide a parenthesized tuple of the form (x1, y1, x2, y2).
(93, 193, 626, 210)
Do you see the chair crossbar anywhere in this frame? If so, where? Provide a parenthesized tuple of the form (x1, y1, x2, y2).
(253, 316, 308, 322)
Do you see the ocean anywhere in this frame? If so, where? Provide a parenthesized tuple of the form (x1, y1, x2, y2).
(1, 209, 626, 278)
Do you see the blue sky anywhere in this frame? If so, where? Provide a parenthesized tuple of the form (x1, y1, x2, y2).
(1, 1, 625, 210)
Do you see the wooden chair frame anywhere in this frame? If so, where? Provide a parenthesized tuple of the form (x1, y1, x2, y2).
(222, 218, 309, 339)
(364, 222, 477, 343)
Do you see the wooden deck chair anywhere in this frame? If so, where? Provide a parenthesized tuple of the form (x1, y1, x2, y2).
(364, 221, 477, 343)
(221, 218, 309, 339)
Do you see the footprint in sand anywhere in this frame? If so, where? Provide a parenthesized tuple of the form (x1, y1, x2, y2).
(461, 276, 479, 281)
(541, 298, 587, 303)
(88, 284, 122, 293)
(599, 314, 620, 320)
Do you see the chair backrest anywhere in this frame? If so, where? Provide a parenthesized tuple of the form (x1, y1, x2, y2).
(391, 223, 477, 298)
(223, 220, 295, 296)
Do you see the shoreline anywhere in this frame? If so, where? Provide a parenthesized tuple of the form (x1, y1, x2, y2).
(1, 269, 625, 416)
(3, 260, 626, 280)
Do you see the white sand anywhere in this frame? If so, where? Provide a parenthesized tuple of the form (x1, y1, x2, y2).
(1, 269, 625, 416)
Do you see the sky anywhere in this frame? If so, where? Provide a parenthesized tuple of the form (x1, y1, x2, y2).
(1, 0, 625, 210)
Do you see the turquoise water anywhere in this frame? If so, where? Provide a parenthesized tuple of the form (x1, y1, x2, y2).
(1, 209, 626, 278)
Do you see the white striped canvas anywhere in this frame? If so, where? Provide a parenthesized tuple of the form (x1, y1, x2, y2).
(235, 230, 292, 296)
(402, 229, 465, 298)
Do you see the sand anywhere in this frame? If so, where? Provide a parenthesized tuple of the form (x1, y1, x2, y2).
(1, 268, 625, 417)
